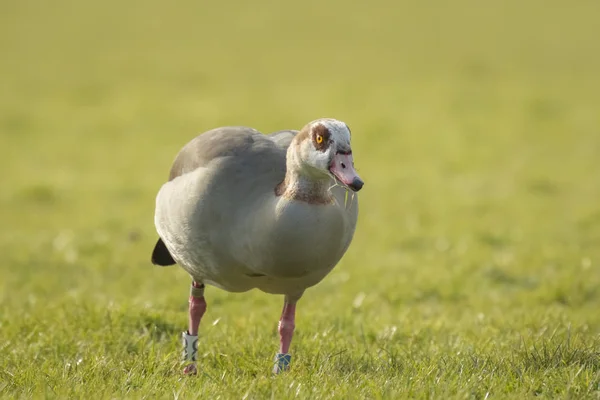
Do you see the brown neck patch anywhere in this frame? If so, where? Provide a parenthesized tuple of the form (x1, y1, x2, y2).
(275, 176, 333, 205)
(274, 179, 287, 197)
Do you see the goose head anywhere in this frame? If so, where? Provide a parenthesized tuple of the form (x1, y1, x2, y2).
(291, 118, 364, 192)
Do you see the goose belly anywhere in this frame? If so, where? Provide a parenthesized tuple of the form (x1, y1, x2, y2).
(156, 171, 358, 295)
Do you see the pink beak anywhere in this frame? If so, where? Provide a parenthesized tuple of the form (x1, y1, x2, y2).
(329, 153, 364, 192)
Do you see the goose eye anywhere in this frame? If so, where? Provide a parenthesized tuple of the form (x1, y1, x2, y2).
(316, 134, 323, 144)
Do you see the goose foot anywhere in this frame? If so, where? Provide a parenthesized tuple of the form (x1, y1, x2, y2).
(183, 362, 198, 375)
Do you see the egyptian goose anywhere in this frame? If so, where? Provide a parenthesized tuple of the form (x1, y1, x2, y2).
(151, 118, 363, 374)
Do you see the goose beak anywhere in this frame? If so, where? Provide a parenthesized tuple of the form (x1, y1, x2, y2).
(329, 152, 364, 192)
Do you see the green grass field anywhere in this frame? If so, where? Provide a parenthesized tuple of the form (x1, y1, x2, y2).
(2, 0, 600, 398)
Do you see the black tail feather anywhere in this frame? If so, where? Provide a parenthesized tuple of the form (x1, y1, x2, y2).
(151, 238, 176, 266)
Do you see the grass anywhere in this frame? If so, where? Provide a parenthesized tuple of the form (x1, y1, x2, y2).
(1, 0, 600, 398)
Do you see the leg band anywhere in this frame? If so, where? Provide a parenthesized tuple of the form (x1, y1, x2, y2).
(273, 353, 291, 374)
(182, 331, 198, 361)
(190, 283, 205, 298)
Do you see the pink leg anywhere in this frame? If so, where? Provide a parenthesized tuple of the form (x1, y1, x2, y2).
(278, 302, 296, 354)
(183, 281, 206, 375)
(273, 300, 296, 373)
(188, 285, 207, 336)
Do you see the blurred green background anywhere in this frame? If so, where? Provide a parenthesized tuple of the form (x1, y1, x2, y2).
(1, 0, 599, 398)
